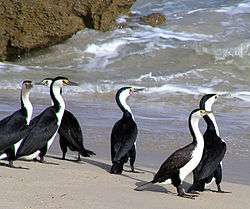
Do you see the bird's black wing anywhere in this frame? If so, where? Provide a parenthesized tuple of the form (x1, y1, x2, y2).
(111, 117, 138, 163)
(153, 143, 195, 183)
(197, 138, 226, 180)
(58, 109, 84, 151)
(0, 110, 28, 151)
(16, 107, 58, 157)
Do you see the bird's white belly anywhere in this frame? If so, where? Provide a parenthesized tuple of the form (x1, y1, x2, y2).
(14, 139, 23, 155)
(159, 179, 172, 185)
(47, 131, 58, 150)
(205, 177, 215, 187)
(0, 139, 24, 160)
(179, 145, 204, 182)
(23, 150, 41, 160)
(0, 153, 7, 160)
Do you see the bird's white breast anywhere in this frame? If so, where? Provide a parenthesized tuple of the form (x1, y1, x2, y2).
(179, 138, 204, 182)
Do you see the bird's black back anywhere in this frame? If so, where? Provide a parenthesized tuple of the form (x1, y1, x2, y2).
(152, 143, 196, 183)
(58, 109, 84, 151)
(16, 107, 59, 158)
(193, 115, 226, 181)
(0, 109, 28, 151)
(111, 111, 138, 163)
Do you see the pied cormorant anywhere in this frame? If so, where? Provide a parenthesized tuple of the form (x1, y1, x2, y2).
(0, 80, 33, 167)
(135, 109, 210, 199)
(110, 86, 144, 175)
(15, 77, 77, 162)
(37, 78, 95, 161)
(189, 94, 227, 193)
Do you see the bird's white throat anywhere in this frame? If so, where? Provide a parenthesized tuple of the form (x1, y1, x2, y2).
(207, 113, 220, 136)
(191, 116, 204, 146)
(21, 90, 33, 125)
(119, 92, 135, 120)
(52, 85, 65, 125)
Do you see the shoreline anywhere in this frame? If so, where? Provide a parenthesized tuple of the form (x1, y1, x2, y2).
(0, 95, 249, 186)
(0, 154, 249, 209)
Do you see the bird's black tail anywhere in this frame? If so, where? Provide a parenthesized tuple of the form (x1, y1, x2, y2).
(188, 181, 205, 193)
(110, 162, 124, 174)
(80, 148, 96, 157)
(134, 181, 153, 191)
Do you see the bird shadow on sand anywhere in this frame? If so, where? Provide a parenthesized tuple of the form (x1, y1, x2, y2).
(134, 180, 172, 194)
(0, 162, 29, 170)
(133, 180, 192, 196)
(46, 155, 79, 163)
(18, 157, 59, 166)
(123, 167, 155, 175)
(81, 158, 111, 173)
(46, 155, 111, 172)
(205, 188, 232, 194)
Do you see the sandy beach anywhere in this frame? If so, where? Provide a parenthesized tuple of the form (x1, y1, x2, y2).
(0, 1, 250, 209)
(0, 155, 248, 209)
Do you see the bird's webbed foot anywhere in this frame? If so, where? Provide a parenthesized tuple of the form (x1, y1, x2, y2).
(177, 186, 198, 199)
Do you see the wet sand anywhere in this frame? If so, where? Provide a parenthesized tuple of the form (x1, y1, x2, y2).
(0, 155, 248, 209)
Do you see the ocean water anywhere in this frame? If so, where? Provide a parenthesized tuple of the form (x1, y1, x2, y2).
(0, 0, 250, 185)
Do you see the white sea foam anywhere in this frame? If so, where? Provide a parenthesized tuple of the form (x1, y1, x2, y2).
(131, 69, 205, 83)
(198, 41, 250, 60)
(215, 2, 250, 15)
(0, 62, 30, 73)
(145, 84, 213, 95)
(83, 27, 214, 68)
(187, 8, 207, 15)
(232, 91, 250, 102)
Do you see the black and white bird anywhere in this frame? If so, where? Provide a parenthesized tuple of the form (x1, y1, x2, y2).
(15, 76, 77, 162)
(189, 94, 227, 193)
(37, 78, 95, 161)
(0, 80, 33, 167)
(135, 109, 210, 199)
(110, 86, 144, 174)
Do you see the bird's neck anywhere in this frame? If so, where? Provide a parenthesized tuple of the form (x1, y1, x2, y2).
(117, 95, 134, 120)
(189, 116, 204, 146)
(204, 113, 220, 136)
(21, 90, 33, 125)
(50, 84, 65, 123)
(49, 88, 62, 106)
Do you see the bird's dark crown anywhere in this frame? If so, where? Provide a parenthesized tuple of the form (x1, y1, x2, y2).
(199, 94, 217, 109)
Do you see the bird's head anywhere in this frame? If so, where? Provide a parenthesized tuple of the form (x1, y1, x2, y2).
(35, 78, 53, 87)
(199, 94, 218, 112)
(116, 86, 144, 101)
(191, 108, 212, 120)
(53, 76, 78, 87)
(22, 80, 33, 91)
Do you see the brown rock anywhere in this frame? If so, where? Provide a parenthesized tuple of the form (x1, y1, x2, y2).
(141, 13, 166, 27)
(0, 0, 136, 61)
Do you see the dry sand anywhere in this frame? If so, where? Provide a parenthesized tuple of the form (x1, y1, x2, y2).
(0, 155, 248, 209)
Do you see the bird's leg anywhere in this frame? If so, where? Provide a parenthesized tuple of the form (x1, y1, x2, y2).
(38, 155, 45, 163)
(177, 186, 198, 199)
(76, 153, 81, 162)
(62, 152, 66, 160)
(127, 146, 142, 173)
(216, 184, 231, 193)
(8, 160, 14, 168)
(217, 184, 222, 192)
